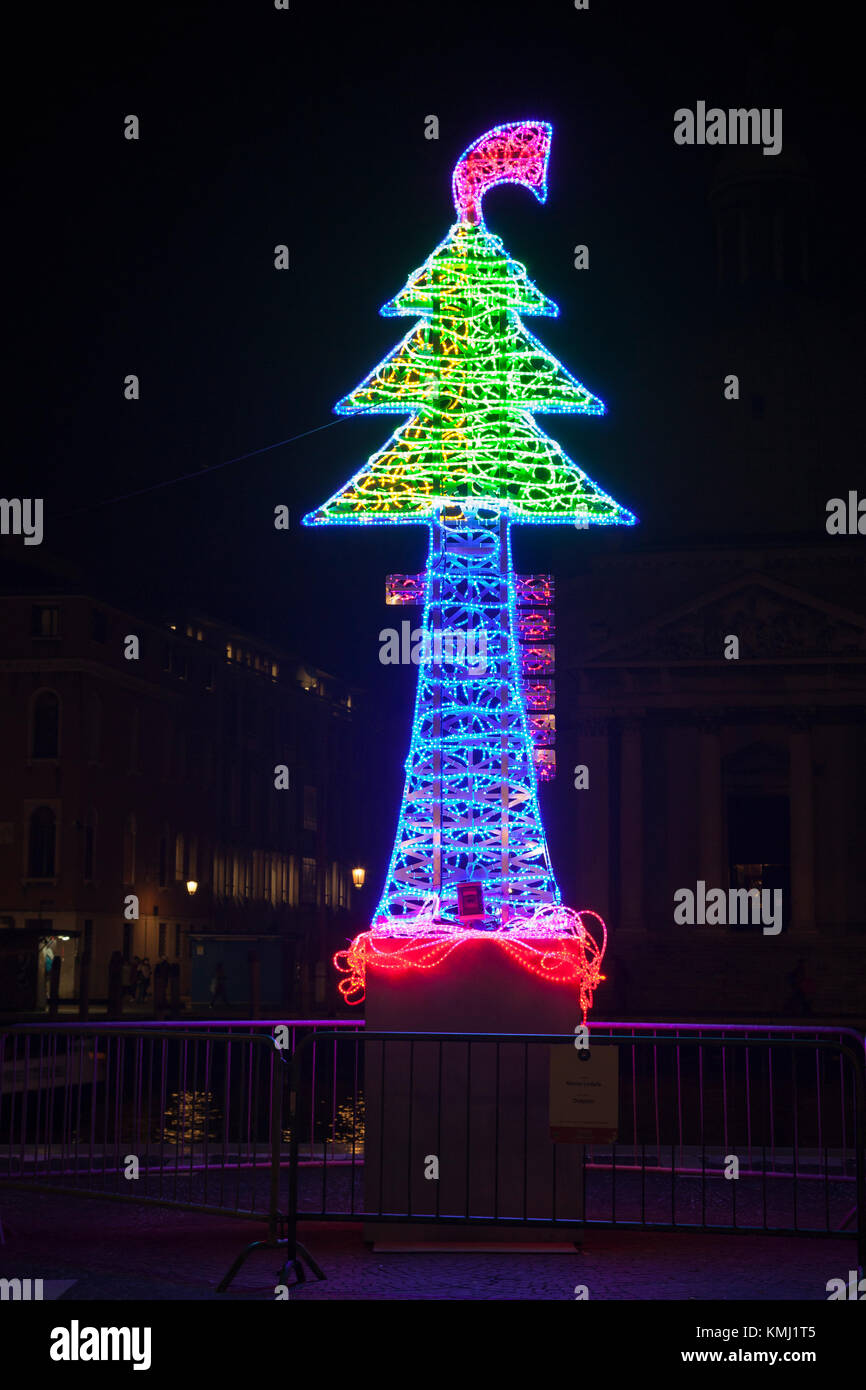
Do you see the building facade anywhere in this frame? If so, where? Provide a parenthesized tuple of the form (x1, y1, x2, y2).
(543, 143, 864, 1022)
(0, 592, 368, 1011)
(552, 543, 866, 1020)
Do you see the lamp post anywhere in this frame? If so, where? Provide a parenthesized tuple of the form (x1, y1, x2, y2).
(181, 880, 200, 1015)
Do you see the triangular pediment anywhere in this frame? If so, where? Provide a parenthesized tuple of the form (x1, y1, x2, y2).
(580, 572, 866, 664)
(723, 739, 790, 781)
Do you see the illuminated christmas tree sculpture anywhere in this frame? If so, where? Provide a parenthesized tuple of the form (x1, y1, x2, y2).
(305, 122, 636, 1018)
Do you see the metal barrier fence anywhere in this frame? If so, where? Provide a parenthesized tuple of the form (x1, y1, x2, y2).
(0, 1023, 297, 1286)
(273, 1026, 865, 1285)
(2, 1021, 864, 1290)
(0, 1020, 364, 1194)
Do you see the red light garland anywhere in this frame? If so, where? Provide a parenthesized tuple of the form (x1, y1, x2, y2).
(335, 903, 607, 1021)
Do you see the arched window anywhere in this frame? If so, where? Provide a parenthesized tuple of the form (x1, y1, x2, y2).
(31, 691, 59, 758)
(28, 806, 56, 878)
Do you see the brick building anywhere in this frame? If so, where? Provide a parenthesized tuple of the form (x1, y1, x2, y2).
(0, 591, 369, 1012)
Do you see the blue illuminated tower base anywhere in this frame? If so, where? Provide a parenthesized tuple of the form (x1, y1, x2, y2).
(376, 505, 557, 925)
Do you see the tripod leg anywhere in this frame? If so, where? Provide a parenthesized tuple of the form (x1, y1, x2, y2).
(296, 1242, 326, 1281)
(218, 1237, 287, 1293)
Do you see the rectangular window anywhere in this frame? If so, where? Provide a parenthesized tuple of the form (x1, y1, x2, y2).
(303, 786, 318, 831)
(128, 709, 139, 773)
(174, 923, 181, 958)
(31, 605, 60, 638)
(301, 856, 317, 904)
(158, 922, 167, 956)
(158, 833, 168, 888)
(26, 803, 58, 879)
(213, 849, 225, 897)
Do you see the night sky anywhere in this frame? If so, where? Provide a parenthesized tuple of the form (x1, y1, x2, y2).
(6, 0, 862, 710)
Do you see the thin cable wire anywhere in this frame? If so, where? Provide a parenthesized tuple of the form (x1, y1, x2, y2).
(58, 417, 347, 518)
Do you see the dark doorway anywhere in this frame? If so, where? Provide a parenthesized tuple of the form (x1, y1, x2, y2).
(726, 794, 791, 930)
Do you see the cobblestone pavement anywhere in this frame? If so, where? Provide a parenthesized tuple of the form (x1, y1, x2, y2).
(5, 1159, 850, 1233)
(0, 1189, 853, 1300)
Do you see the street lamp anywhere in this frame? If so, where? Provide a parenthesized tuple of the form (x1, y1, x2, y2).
(352, 867, 365, 890)
(186, 880, 198, 896)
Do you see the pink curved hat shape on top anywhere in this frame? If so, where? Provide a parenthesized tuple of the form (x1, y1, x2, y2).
(452, 120, 553, 226)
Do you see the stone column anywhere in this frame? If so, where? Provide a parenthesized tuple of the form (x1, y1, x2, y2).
(789, 715, 816, 934)
(619, 717, 644, 932)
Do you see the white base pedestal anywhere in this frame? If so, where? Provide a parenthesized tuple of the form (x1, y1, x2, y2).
(363, 937, 588, 1245)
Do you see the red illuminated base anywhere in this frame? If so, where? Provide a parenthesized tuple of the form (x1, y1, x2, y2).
(362, 933, 602, 1034)
(336, 909, 606, 1022)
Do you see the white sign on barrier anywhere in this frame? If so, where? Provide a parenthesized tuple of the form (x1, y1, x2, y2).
(549, 1044, 619, 1143)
